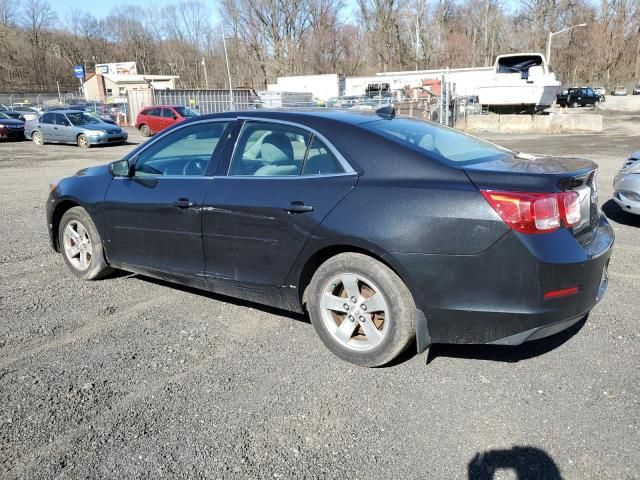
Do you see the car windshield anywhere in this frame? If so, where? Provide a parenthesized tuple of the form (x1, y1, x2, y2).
(66, 112, 102, 126)
(173, 106, 199, 117)
(362, 117, 511, 164)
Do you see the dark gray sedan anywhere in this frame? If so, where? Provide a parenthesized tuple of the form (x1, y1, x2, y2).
(25, 109, 127, 149)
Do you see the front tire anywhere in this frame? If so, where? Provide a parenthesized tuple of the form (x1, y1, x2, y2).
(58, 207, 113, 280)
(77, 134, 90, 149)
(307, 253, 416, 367)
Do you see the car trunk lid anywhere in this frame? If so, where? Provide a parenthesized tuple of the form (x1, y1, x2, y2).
(464, 153, 599, 245)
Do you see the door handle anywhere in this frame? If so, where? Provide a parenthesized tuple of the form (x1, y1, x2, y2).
(174, 198, 195, 208)
(286, 201, 314, 214)
(54, 127, 58, 130)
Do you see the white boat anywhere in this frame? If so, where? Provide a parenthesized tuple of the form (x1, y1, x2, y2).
(477, 53, 561, 112)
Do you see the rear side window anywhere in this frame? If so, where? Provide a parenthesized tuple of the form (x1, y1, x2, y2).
(302, 137, 344, 176)
(229, 122, 311, 176)
(145, 108, 161, 116)
(363, 118, 510, 164)
(54, 113, 69, 126)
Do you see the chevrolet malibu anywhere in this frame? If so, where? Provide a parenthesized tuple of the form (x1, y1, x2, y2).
(46, 109, 613, 366)
(26, 109, 127, 149)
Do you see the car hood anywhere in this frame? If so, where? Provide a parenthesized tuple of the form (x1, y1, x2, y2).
(0, 118, 25, 127)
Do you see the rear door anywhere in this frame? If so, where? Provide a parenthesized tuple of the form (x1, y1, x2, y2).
(103, 119, 232, 275)
(38, 113, 56, 141)
(201, 119, 357, 290)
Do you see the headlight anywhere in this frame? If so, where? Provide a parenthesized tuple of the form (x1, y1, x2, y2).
(89, 130, 107, 136)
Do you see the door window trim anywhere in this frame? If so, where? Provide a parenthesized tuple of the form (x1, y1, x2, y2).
(229, 117, 357, 178)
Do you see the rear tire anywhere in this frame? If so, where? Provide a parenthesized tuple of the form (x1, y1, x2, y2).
(58, 207, 113, 280)
(32, 130, 43, 146)
(307, 253, 416, 367)
(139, 124, 151, 137)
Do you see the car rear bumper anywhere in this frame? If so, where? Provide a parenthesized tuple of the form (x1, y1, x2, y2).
(398, 212, 613, 347)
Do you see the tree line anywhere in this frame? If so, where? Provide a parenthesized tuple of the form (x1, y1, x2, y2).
(0, 0, 639, 94)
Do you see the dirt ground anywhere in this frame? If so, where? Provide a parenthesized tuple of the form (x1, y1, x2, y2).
(0, 119, 639, 479)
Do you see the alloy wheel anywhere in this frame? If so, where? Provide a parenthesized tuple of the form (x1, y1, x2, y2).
(320, 273, 389, 351)
(62, 220, 93, 271)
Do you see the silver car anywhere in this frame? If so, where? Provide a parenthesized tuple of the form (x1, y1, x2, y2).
(25, 109, 127, 149)
(613, 150, 640, 215)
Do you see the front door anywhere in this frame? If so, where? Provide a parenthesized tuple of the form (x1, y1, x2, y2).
(103, 120, 232, 276)
(202, 120, 357, 289)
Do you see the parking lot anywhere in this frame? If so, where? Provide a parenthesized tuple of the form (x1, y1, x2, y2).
(1, 121, 639, 479)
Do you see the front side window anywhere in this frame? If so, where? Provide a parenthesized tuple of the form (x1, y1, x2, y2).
(229, 122, 311, 176)
(161, 108, 177, 119)
(134, 121, 229, 177)
(174, 106, 199, 118)
(362, 117, 511, 164)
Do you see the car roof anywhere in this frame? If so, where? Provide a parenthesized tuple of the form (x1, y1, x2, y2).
(192, 108, 387, 126)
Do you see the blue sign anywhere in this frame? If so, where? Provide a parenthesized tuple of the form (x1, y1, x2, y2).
(73, 65, 85, 79)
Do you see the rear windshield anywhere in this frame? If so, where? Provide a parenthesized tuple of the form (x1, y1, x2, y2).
(362, 117, 511, 164)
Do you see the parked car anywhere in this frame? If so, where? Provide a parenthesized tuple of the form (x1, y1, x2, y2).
(84, 104, 117, 123)
(557, 87, 602, 108)
(45, 109, 613, 367)
(10, 106, 41, 121)
(611, 86, 627, 96)
(25, 109, 127, 149)
(613, 150, 640, 215)
(0, 110, 26, 122)
(0, 114, 25, 140)
(633, 84, 640, 95)
(593, 86, 606, 97)
(135, 105, 199, 136)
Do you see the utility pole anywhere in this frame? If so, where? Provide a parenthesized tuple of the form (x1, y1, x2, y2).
(546, 23, 587, 65)
(221, 22, 234, 109)
(202, 57, 209, 89)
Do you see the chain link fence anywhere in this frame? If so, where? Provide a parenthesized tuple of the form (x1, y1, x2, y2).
(1, 78, 463, 128)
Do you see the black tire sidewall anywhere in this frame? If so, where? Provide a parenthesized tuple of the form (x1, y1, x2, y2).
(307, 253, 415, 367)
(58, 207, 111, 280)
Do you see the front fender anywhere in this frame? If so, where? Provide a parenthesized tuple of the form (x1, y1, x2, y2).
(46, 165, 113, 253)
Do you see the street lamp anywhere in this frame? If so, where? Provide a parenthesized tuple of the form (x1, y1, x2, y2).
(546, 23, 587, 64)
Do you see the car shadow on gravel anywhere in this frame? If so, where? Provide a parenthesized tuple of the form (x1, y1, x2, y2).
(426, 316, 587, 364)
(602, 199, 640, 228)
(468, 446, 562, 479)
(120, 273, 586, 367)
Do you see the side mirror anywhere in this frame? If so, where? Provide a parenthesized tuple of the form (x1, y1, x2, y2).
(111, 159, 132, 177)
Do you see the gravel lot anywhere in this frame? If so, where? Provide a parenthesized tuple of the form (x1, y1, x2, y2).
(1, 121, 639, 480)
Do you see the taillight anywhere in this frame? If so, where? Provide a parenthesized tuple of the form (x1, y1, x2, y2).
(481, 190, 582, 234)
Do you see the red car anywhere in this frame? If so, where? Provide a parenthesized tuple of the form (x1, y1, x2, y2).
(135, 105, 199, 136)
